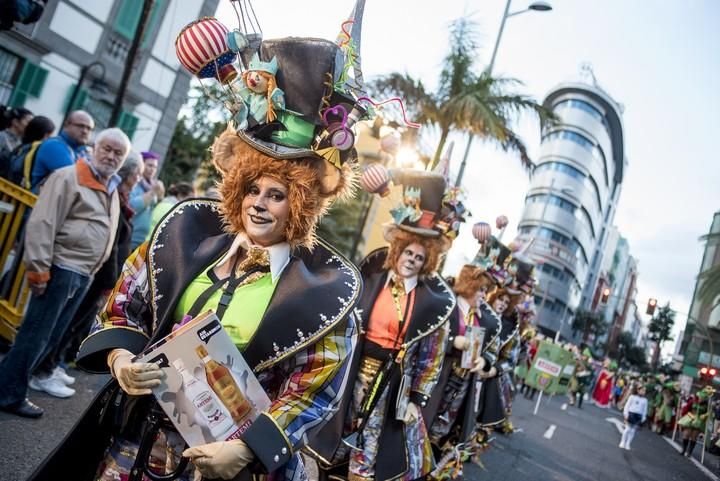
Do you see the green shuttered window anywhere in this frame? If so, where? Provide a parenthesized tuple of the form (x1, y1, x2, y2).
(9, 61, 49, 107)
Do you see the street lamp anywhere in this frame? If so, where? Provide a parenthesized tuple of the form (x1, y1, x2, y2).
(455, 0, 552, 187)
(63, 61, 107, 126)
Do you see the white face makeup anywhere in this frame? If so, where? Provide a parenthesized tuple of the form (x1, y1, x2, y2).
(395, 242, 426, 279)
(241, 176, 290, 247)
(492, 294, 510, 315)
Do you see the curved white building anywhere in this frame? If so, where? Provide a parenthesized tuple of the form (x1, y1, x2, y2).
(516, 82, 626, 340)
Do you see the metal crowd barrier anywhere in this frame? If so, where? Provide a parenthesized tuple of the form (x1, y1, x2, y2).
(0, 177, 36, 342)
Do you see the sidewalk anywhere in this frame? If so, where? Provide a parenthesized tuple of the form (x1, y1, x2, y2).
(0, 367, 109, 481)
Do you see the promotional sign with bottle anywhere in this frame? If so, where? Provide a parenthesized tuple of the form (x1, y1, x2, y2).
(135, 310, 271, 447)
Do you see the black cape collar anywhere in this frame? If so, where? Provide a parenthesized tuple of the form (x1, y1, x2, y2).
(146, 199, 361, 372)
(477, 299, 503, 350)
(357, 247, 455, 346)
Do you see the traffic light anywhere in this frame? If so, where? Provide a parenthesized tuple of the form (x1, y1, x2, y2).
(700, 366, 717, 380)
(600, 288, 610, 304)
(646, 298, 657, 316)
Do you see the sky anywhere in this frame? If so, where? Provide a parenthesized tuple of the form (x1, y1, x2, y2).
(215, 0, 720, 353)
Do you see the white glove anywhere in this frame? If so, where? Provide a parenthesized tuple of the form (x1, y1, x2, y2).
(470, 357, 487, 373)
(108, 348, 163, 396)
(453, 335, 470, 351)
(403, 402, 420, 425)
(184, 439, 255, 480)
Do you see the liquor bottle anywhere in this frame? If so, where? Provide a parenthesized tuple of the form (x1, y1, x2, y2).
(195, 345, 253, 423)
(172, 359, 238, 440)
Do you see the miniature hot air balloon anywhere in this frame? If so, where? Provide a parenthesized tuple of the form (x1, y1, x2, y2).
(175, 17, 238, 84)
(361, 163, 391, 197)
(472, 222, 491, 243)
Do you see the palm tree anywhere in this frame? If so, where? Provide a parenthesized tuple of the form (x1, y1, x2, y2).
(370, 18, 556, 171)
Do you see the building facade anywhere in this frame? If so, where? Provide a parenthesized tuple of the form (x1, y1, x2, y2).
(0, 0, 218, 156)
(678, 211, 720, 379)
(516, 81, 626, 341)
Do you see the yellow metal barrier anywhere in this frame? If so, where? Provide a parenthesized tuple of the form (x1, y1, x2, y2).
(0, 177, 36, 342)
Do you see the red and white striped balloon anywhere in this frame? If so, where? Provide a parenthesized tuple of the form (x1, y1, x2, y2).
(360, 163, 390, 197)
(472, 222, 491, 242)
(175, 17, 236, 83)
(496, 215, 509, 229)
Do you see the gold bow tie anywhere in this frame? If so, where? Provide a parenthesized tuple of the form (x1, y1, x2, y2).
(234, 246, 271, 282)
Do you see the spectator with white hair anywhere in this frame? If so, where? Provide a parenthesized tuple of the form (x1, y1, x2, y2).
(0, 127, 129, 415)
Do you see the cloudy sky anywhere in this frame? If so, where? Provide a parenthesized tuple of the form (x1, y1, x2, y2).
(216, 0, 720, 350)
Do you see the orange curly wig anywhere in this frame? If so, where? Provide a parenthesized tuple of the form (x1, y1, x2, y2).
(210, 126, 356, 248)
(383, 229, 446, 277)
(454, 265, 494, 300)
(486, 287, 521, 315)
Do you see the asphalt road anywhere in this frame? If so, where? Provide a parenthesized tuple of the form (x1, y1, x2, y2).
(466, 392, 718, 481)
(1, 370, 718, 481)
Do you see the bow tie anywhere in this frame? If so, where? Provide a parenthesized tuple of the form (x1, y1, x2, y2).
(234, 246, 271, 282)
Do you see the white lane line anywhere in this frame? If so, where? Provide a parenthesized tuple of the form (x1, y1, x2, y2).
(543, 424, 556, 439)
(605, 417, 625, 434)
(663, 436, 719, 481)
(561, 403, 567, 410)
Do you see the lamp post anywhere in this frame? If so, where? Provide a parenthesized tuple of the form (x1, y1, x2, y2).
(455, 0, 552, 187)
(63, 61, 107, 126)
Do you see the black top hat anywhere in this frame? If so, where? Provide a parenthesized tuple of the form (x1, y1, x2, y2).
(386, 168, 448, 238)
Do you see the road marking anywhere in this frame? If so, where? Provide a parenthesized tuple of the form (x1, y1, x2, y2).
(543, 424, 556, 439)
(561, 403, 567, 410)
(663, 436, 719, 481)
(605, 417, 625, 434)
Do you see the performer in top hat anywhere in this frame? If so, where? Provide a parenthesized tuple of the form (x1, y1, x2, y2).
(28, 2, 375, 480)
(422, 226, 508, 479)
(313, 165, 463, 481)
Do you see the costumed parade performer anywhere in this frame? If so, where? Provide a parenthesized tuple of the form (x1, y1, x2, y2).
(423, 221, 505, 480)
(652, 381, 679, 435)
(474, 238, 520, 432)
(678, 386, 715, 458)
(28, 2, 375, 480)
(568, 348, 593, 408)
(314, 164, 462, 481)
(591, 359, 616, 408)
(495, 251, 535, 433)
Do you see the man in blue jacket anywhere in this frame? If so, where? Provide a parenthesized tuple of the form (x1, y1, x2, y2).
(30, 110, 94, 191)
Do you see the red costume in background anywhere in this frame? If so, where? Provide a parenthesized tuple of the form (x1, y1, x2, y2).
(592, 369, 614, 408)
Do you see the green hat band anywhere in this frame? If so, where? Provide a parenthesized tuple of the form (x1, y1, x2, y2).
(270, 111, 316, 149)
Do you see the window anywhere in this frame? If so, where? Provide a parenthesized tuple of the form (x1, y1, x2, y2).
(114, 0, 168, 46)
(64, 85, 139, 140)
(7, 60, 48, 107)
(542, 130, 609, 186)
(0, 48, 21, 105)
(534, 160, 585, 181)
(555, 98, 612, 138)
(519, 225, 589, 265)
(526, 193, 577, 214)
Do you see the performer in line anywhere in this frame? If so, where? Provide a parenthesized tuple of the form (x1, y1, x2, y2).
(28, 4, 374, 479)
(423, 227, 505, 480)
(314, 166, 463, 481)
(591, 359, 616, 408)
(678, 386, 714, 458)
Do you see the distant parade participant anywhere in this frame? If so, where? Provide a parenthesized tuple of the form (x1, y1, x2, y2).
(423, 226, 506, 479)
(569, 348, 593, 408)
(591, 359, 616, 408)
(619, 385, 648, 450)
(475, 240, 523, 432)
(315, 166, 464, 481)
(496, 254, 535, 433)
(653, 381, 679, 435)
(678, 386, 715, 457)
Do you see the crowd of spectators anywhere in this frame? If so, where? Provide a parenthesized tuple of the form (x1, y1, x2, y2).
(0, 107, 197, 417)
